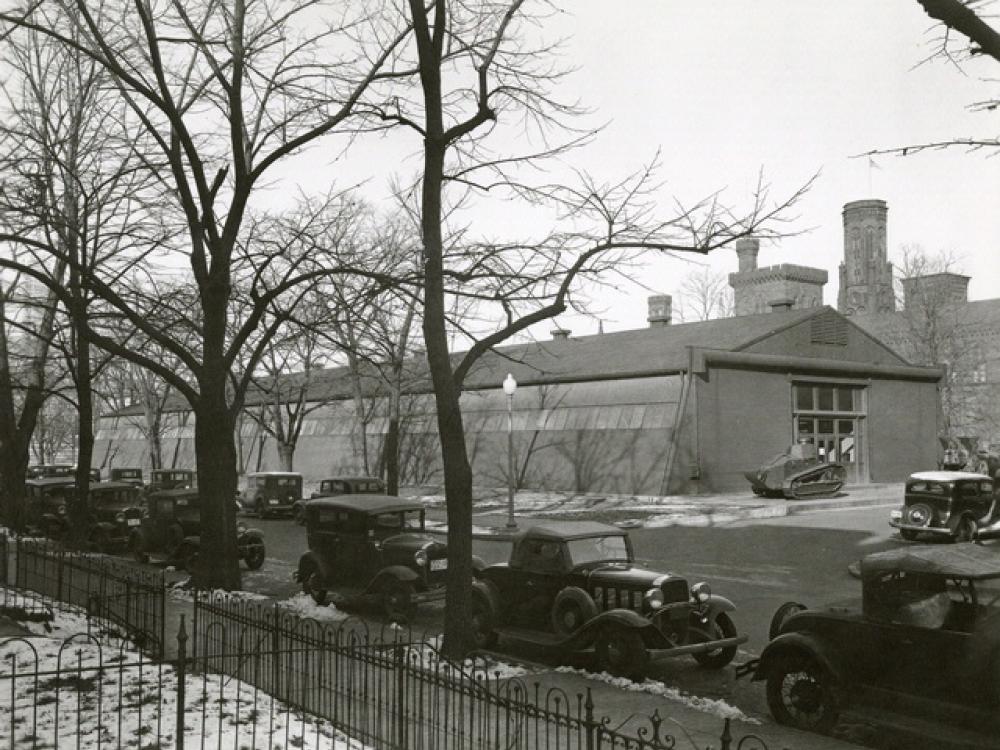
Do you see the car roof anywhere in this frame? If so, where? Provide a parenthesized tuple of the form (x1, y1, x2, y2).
(246, 471, 302, 477)
(909, 471, 992, 482)
(26, 477, 76, 486)
(307, 494, 422, 513)
(861, 544, 1000, 580)
(321, 476, 382, 483)
(517, 521, 623, 541)
(148, 487, 200, 498)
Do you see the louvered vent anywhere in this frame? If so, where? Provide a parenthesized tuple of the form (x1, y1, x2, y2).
(810, 312, 848, 346)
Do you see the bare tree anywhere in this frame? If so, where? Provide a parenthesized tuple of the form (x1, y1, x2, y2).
(673, 267, 735, 322)
(374, 0, 812, 656)
(0, 1, 410, 588)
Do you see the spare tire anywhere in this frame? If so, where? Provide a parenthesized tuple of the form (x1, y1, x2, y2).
(551, 586, 599, 636)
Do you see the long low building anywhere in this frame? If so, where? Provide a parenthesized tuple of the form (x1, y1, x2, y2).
(96, 304, 942, 496)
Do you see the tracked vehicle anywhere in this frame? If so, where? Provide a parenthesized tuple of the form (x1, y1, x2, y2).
(745, 443, 846, 500)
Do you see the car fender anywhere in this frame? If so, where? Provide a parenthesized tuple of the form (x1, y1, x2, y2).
(702, 594, 736, 618)
(365, 565, 420, 594)
(564, 608, 663, 650)
(295, 551, 328, 582)
(471, 579, 501, 619)
(237, 528, 264, 544)
(753, 631, 847, 686)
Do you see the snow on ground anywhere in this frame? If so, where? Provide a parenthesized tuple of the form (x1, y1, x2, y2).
(278, 592, 351, 621)
(2, 607, 370, 749)
(554, 666, 758, 724)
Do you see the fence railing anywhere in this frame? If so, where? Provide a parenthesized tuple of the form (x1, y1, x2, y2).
(2, 535, 166, 658)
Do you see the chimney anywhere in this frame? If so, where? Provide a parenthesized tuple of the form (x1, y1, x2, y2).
(647, 295, 672, 326)
(735, 238, 760, 273)
(550, 327, 571, 340)
(768, 297, 794, 312)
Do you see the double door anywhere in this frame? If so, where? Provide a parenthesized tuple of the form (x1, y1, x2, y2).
(795, 416, 864, 483)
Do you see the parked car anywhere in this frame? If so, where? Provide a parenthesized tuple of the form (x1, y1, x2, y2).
(83, 481, 145, 552)
(294, 495, 448, 619)
(293, 475, 386, 523)
(242, 471, 302, 518)
(26, 463, 75, 479)
(109, 467, 144, 486)
(889, 470, 998, 542)
(127, 488, 266, 571)
(146, 468, 196, 493)
(744, 545, 1000, 734)
(24, 477, 76, 536)
(469, 521, 746, 681)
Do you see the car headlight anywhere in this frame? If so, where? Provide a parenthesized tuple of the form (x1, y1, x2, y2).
(643, 587, 664, 611)
(691, 582, 711, 603)
(890, 509, 902, 521)
(237, 522, 247, 534)
(115, 512, 125, 523)
(414, 549, 428, 567)
(57, 505, 67, 516)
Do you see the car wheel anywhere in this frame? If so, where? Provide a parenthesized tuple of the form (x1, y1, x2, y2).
(899, 529, 919, 542)
(243, 542, 266, 571)
(691, 612, 739, 669)
(595, 626, 649, 681)
(380, 579, 416, 622)
(768, 602, 807, 640)
(766, 652, 839, 733)
(130, 533, 149, 564)
(903, 503, 933, 529)
(301, 568, 328, 606)
(470, 592, 498, 649)
(954, 516, 977, 543)
(550, 587, 599, 636)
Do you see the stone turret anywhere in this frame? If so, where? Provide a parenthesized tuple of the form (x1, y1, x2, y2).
(647, 295, 672, 326)
(838, 199, 895, 316)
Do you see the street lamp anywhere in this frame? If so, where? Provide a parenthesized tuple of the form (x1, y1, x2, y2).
(502, 373, 518, 530)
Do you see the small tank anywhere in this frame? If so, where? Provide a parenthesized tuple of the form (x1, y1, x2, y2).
(745, 443, 847, 500)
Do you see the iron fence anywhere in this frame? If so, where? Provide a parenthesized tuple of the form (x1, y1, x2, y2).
(5, 535, 166, 657)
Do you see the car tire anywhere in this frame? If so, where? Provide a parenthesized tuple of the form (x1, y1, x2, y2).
(595, 626, 649, 681)
(130, 533, 149, 564)
(954, 516, 977, 543)
(768, 602, 807, 640)
(470, 592, 498, 649)
(691, 611, 739, 669)
(899, 529, 919, 542)
(301, 568, 328, 606)
(766, 652, 839, 733)
(380, 579, 416, 622)
(243, 542, 266, 571)
(550, 587, 599, 636)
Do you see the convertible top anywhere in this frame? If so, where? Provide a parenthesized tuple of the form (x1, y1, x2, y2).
(517, 521, 622, 541)
(306, 494, 422, 514)
(861, 544, 1000, 580)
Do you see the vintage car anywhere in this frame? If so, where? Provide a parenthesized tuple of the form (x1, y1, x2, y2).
(242, 471, 302, 518)
(109, 467, 144, 486)
(26, 463, 75, 479)
(889, 471, 998, 542)
(145, 468, 196, 494)
(24, 477, 76, 536)
(745, 545, 1000, 734)
(83, 481, 145, 552)
(127, 488, 266, 571)
(294, 495, 448, 620)
(469, 522, 746, 680)
(293, 475, 387, 523)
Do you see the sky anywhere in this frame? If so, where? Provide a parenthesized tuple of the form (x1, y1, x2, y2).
(261, 2, 1000, 338)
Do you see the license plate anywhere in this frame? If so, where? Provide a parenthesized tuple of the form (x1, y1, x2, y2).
(430, 559, 448, 571)
(269, 499, 279, 505)
(127, 518, 141, 526)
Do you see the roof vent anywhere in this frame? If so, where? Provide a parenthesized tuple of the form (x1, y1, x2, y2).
(810, 310, 848, 346)
(551, 328, 571, 340)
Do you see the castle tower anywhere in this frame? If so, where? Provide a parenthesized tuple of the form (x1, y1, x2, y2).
(838, 199, 896, 316)
(728, 237, 827, 316)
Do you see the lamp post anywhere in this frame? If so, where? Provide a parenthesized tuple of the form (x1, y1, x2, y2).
(502, 373, 518, 530)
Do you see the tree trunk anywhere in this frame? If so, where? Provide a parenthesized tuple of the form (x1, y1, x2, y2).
(277, 442, 294, 471)
(385, 415, 400, 495)
(69, 307, 94, 548)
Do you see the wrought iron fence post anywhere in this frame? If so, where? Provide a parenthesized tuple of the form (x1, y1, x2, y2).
(584, 687, 596, 750)
(395, 644, 406, 750)
(719, 717, 732, 750)
(272, 602, 281, 696)
(176, 615, 188, 750)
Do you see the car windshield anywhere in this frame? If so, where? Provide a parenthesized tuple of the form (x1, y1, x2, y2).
(274, 477, 299, 487)
(565, 535, 629, 566)
(372, 510, 423, 531)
